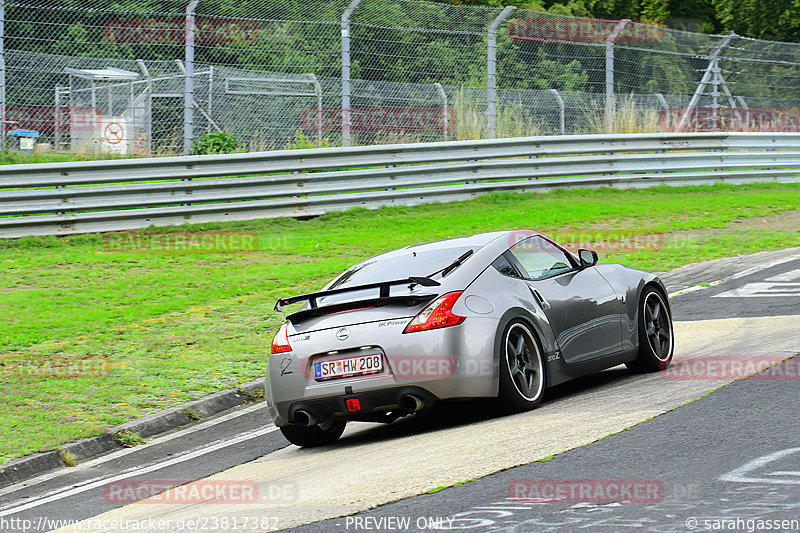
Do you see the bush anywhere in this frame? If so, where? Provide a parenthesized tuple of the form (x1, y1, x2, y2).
(284, 130, 330, 150)
(189, 131, 241, 155)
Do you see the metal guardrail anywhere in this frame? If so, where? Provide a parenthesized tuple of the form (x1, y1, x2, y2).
(1, 132, 798, 238)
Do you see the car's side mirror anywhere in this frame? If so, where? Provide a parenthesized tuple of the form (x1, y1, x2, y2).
(578, 249, 598, 269)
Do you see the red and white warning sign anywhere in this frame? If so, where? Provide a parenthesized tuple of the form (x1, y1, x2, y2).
(104, 122, 125, 144)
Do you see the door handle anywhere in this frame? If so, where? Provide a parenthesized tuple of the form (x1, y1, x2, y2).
(529, 286, 551, 310)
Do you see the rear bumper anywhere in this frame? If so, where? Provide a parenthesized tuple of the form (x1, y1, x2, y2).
(267, 317, 502, 426)
(278, 385, 440, 426)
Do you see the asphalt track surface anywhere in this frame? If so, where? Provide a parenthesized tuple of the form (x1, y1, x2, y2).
(293, 355, 800, 533)
(0, 250, 798, 533)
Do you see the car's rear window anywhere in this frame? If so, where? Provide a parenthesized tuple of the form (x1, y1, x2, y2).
(328, 245, 476, 291)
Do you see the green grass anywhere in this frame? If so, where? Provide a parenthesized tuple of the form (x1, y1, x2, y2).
(0, 151, 139, 165)
(427, 478, 476, 494)
(1, 182, 799, 462)
(113, 430, 146, 448)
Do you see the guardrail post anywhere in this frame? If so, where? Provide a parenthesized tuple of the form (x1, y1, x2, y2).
(434, 83, 448, 142)
(341, 0, 362, 148)
(183, 0, 200, 155)
(487, 6, 515, 140)
(550, 88, 565, 135)
(605, 19, 631, 134)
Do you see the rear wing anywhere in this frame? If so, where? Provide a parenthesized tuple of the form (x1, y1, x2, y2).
(274, 276, 441, 322)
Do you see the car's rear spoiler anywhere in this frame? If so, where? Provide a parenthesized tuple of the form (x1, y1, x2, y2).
(274, 276, 441, 322)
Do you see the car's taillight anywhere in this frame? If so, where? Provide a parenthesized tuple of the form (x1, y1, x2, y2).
(270, 321, 293, 354)
(403, 291, 466, 334)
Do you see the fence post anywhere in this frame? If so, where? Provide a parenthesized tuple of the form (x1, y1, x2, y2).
(676, 31, 735, 132)
(433, 82, 448, 142)
(207, 65, 214, 134)
(308, 73, 322, 147)
(341, 0, 362, 148)
(54, 85, 61, 151)
(0, 0, 6, 152)
(550, 88, 564, 135)
(605, 19, 630, 134)
(487, 6, 515, 140)
(183, 0, 200, 154)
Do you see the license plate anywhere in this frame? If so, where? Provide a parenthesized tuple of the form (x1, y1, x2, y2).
(314, 354, 383, 381)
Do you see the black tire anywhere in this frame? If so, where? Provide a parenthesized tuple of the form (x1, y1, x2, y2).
(626, 287, 674, 373)
(498, 320, 546, 411)
(279, 420, 346, 447)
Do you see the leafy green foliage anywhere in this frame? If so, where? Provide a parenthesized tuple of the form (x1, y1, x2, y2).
(284, 130, 331, 150)
(114, 431, 145, 448)
(189, 132, 241, 155)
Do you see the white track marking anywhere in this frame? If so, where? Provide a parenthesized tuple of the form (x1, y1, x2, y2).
(0, 425, 279, 518)
(714, 280, 800, 298)
(767, 269, 800, 282)
(720, 448, 800, 485)
(0, 402, 266, 498)
(668, 253, 800, 299)
(667, 285, 705, 299)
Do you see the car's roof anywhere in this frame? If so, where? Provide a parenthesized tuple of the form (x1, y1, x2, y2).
(380, 230, 536, 258)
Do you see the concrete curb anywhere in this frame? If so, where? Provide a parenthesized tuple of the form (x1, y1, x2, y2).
(0, 378, 265, 488)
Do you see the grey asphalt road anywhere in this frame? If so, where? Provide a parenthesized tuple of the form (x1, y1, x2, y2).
(1, 251, 798, 533)
(291, 356, 800, 533)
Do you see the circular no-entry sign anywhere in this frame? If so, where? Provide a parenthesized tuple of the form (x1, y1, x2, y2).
(104, 122, 124, 145)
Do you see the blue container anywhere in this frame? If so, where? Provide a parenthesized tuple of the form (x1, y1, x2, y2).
(7, 129, 41, 153)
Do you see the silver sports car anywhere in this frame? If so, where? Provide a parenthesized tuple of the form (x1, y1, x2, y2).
(267, 230, 673, 447)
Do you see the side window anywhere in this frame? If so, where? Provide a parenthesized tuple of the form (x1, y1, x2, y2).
(509, 236, 573, 280)
(492, 253, 522, 279)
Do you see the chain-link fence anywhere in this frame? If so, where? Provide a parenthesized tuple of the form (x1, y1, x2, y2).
(2, 0, 800, 155)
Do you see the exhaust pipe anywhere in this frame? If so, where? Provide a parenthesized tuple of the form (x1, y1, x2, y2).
(293, 409, 317, 427)
(399, 394, 425, 414)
